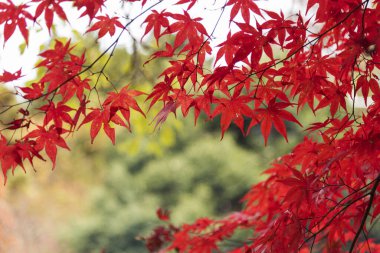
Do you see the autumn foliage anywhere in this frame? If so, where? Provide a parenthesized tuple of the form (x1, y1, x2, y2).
(0, 0, 380, 252)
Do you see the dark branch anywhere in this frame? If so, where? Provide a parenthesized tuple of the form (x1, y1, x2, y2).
(349, 173, 380, 253)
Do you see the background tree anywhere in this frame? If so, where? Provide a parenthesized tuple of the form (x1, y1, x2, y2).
(0, 0, 379, 252)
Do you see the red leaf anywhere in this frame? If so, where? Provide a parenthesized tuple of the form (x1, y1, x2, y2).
(226, 0, 262, 23)
(0, 69, 22, 83)
(33, 0, 68, 31)
(80, 109, 102, 143)
(254, 99, 301, 145)
(163, 11, 208, 49)
(73, 0, 105, 20)
(39, 101, 74, 129)
(212, 92, 253, 138)
(87, 14, 124, 38)
(0, 1, 33, 44)
(24, 126, 70, 168)
(103, 123, 115, 145)
(142, 10, 170, 44)
(18, 82, 45, 100)
(156, 208, 171, 221)
(152, 100, 177, 130)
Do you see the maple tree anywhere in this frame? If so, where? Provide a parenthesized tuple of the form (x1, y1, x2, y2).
(0, 0, 380, 252)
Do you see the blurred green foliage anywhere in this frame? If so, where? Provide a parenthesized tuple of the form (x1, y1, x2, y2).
(66, 128, 268, 252)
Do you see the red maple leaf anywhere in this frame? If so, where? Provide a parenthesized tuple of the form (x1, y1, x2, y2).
(142, 10, 170, 44)
(0, 135, 22, 183)
(33, 0, 68, 31)
(211, 87, 253, 138)
(0, 135, 43, 184)
(73, 0, 104, 20)
(103, 85, 146, 127)
(87, 14, 124, 38)
(152, 100, 177, 131)
(253, 98, 301, 145)
(226, 0, 262, 24)
(0, 0, 33, 44)
(146, 75, 174, 109)
(18, 82, 45, 100)
(79, 108, 109, 144)
(0, 69, 22, 83)
(39, 101, 74, 129)
(163, 11, 208, 49)
(78, 86, 144, 144)
(3, 118, 30, 130)
(175, 0, 197, 10)
(37, 39, 73, 69)
(145, 43, 174, 64)
(24, 126, 70, 168)
(79, 107, 127, 145)
(156, 208, 171, 221)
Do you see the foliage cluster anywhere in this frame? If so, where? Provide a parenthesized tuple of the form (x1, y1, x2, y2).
(0, 0, 380, 252)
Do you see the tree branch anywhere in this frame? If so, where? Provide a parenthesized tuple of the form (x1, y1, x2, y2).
(349, 173, 380, 253)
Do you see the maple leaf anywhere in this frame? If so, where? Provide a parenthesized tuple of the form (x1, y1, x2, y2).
(146, 75, 174, 109)
(226, 0, 262, 24)
(193, 89, 214, 124)
(171, 89, 194, 117)
(252, 98, 301, 145)
(73, 0, 104, 21)
(156, 208, 171, 221)
(79, 108, 107, 144)
(37, 39, 73, 69)
(152, 100, 177, 130)
(215, 32, 239, 66)
(0, 136, 43, 184)
(0, 135, 22, 184)
(142, 10, 170, 44)
(324, 115, 354, 137)
(145, 43, 174, 65)
(211, 87, 253, 138)
(278, 168, 316, 211)
(18, 82, 45, 100)
(39, 101, 74, 129)
(316, 84, 348, 117)
(40, 67, 71, 94)
(57, 77, 91, 103)
(175, 0, 197, 10)
(72, 97, 88, 130)
(355, 76, 378, 107)
(24, 126, 70, 168)
(79, 86, 145, 144)
(103, 85, 146, 127)
(143, 226, 173, 253)
(261, 10, 295, 47)
(4, 118, 30, 130)
(0, 0, 33, 44)
(0, 69, 22, 83)
(87, 14, 124, 39)
(163, 11, 208, 49)
(159, 59, 199, 88)
(33, 0, 68, 31)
